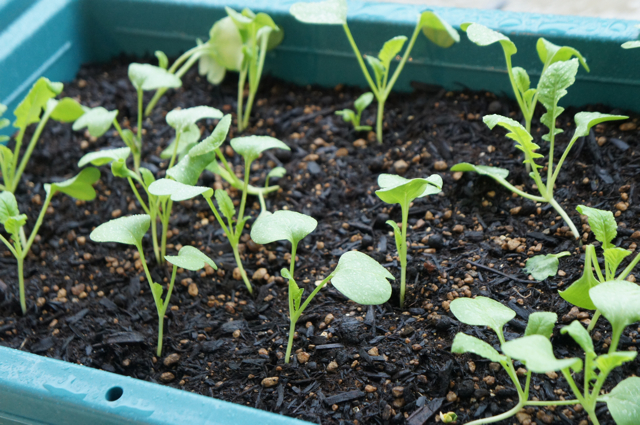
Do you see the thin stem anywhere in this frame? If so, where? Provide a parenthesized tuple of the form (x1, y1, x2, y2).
(9, 127, 27, 188)
(383, 21, 421, 99)
(375, 98, 385, 144)
(13, 109, 53, 192)
(204, 196, 231, 236)
(342, 24, 379, 97)
(242, 32, 269, 130)
(617, 251, 640, 280)
(135, 88, 143, 174)
(561, 368, 590, 410)
(167, 131, 182, 170)
(237, 159, 252, 229)
(504, 54, 527, 117)
(285, 319, 296, 364)
(232, 243, 252, 294)
(494, 177, 546, 203)
(258, 192, 266, 212)
(464, 400, 525, 425)
(550, 136, 580, 187)
(160, 199, 172, 261)
(0, 234, 17, 257)
(18, 255, 25, 314)
(112, 119, 126, 141)
(526, 399, 581, 406)
(127, 178, 150, 214)
(587, 310, 601, 332)
(236, 68, 248, 132)
(399, 203, 408, 308)
(150, 207, 161, 264)
(609, 329, 622, 355)
(591, 250, 605, 283)
(157, 266, 178, 356)
(24, 190, 54, 254)
(548, 197, 580, 240)
(297, 275, 333, 321)
(290, 241, 298, 278)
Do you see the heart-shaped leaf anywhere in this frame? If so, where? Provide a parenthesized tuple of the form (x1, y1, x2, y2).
(128, 63, 182, 91)
(462, 23, 516, 56)
(330, 251, 393, 305)
(590, 280, 640, 344)
(189, 114, 231, 157)
(198, 46, 227, 85)
(90, 214, 150, 247)
(290, 0, 347, 25)
(250, 210, 317, 246)
(450, 296, 515, 340)
(166, 106, 223, 133)
(0, 191, 20, 224)
(72, 107, 118, 138)
(560, 321, 594, 356)
(13, 77, 63, 131)
(419, 11, 460, 48)
(502, 335, 581, 373)
(602, 377, 640, 425)
(49, 98, 85, 123)
(165, 245, 217, 271)
(559, 245, 600, 310)
(44, 168, 100, 201)
(78, 147, 131, 168)
(230, 136, 290, 163)
(450, 163, 510, 179)
(524, 312, 557, 339)
(524, 252, 570, 281)
(376, 174, 442, 206)
(572, 112, 628, 141)
(148, 179, 212, 201)
(452, 332, 507, 363)
(209, 17, 244, 71)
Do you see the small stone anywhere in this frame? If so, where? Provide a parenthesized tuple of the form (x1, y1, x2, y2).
(353, 138, 366, 148)
(452, 224, 464, 233)
(36, 297, 46, 308)
(261, 377, 279, 388)
(392, 398, 405, 408)
(233, 268, 242, 280)
(327, 361, 339, 372)
(252, 268, 268, 281)
(188, 283, 198, 297)
(365, 385, 377, 393)
(163, 353, 180, 367)
(258, 348, 269, 356)
(597, 136, 607, 146)
(452, 171, 463, 181)
(57, 288, 67, 298)
(297, 352, 310, 364)
(488, 100, 502, 113)
(507, 239, 521, 251)
(412, 344, 422, 351)
(620, 122, 637, 131)
(324, 313, 335, 324)
(483, 375, 496, 385)
(111, 209, 122, 218)
(516, 412, 532, 424)
(49, 319, 58, 328)
(367, 347, 379, 356)
(160, 372, 175, 382)
(545, 371, 558, 380)
(71, 284, 85, 296)
(510, 206, 522, 215)
(335, 148, 349, 157)
(615, 202, 628, 211)
(399, 326, 414, 337)
(632, 231, 640, 239)
(489, 362, 501, 372)
(434, 160, 448, 171)
(394, 160, 409, 175)
(232, 329, 241, 338)
(391, 386, 404, 398)
(446, 391, 457, 402)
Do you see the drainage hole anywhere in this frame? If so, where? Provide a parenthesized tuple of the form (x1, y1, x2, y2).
(105, 386, 123, 402)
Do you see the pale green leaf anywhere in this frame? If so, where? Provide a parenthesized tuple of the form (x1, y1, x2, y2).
(559, 244, 600, 310)
(386, 220, 403, 253)
(148, 179, 212, 201)
(502, 335, 581, 373)
(560, 321, 594, 355)
(335, 109, 354, 123)
(111, 159, 140, 182)
(166, 151, 216, 185)
(604, 247, 631, 279)
(524, 312, 557, 339)
(289, 0, 347, 25)
(4, 214, 27, 236)
(483, 114, 542, 171)
(590, 280, 640, 341)
(128, 63, 182, 91)
(198, 46, 227, 85)
(188, 114, 231, 157)
(140, 168, 155, 188)
(78, 147, 131, 167)
(576, 205, 617, 249)
(376, 174, 442, 206)
(596, 352, 637, 375)
(49, 98, 85, 123)
(602, 377, 640, 425)
(267, 166, 286, 181)
(538, 59, 578, 139)
(155, 50, 169, 69)
(161, 123, 199, 160)
(330, 251, 393, 305)
(354, 92, 374, 114)
(536, 38, 589, 71)
(450, 296, 515, 337)
(378, 36, 407, 70)
(165, 245, 217, 271)
(450, 163, 510, 179)
(209, 17, 244, 71)
(72, 107, 118, 138)
(250, 210, 317, 246)
(13, 77, 63, 131)
(0, 191, 20, 224)
(451, 332, 507, 363)
(166, 106, 222, 133)
(90, 214, 150, 246)
(419, 11, 459, 48)
(524, 251, 570, 281)
(463, 23, 516, 56)
(44, 168, 100, 201)
(622, 41, 640, 49)
(215, 189, 236, 222)
(572, 112, 628, 140)
(512, 67, 530, 94)
(366, 56, 385, 87)
(230, 136, 290, 163)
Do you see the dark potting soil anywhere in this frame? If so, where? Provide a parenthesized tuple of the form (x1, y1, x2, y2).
(2, 56, 640, 425)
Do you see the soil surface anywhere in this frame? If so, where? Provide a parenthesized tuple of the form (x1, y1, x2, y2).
(2, 57, 640, 425)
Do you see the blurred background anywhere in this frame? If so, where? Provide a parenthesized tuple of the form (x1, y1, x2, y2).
(369, 0, 640, 20)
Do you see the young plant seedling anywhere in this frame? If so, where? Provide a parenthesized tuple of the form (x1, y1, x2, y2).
(0, 168, 100, 313)
(622, 27, 640, 49)
(559, 205, 640, 331)
(290, 0, 459, 143)
(452, 110, 627, 240)
(149, 133, 290, 294)
(375, 173, 442, 308)
(523, 251, 570, 281)
(145, 8, 283, 125)
(335, 92, 374, 132)
(462, 23, 589, 135)
(0, 78, 87, 192)
(450, 290, 640, 425)
(251, 210, 393, 362)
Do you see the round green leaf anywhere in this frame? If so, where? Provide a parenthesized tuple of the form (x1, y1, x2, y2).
(452, 332, 506, 363)
(49, 98, 85, 123)
(148, 179, 212, 201)
(419, 11, 459, 48)
(502, 335, 581, 373)
(44, 168, 100, 201)
(524, 252, 570, 281)
(601, 377, 640, 425)
(267, 166, 286, 180)
(230, 136, 290, 163)
(463, 22, 516, 56)
(524, 312, 557, 339)
(450, 163, 509, 179)
(166, 106, 222, 133)
(72, 106, 118, 138)
(450, 296, 515, 336)
(90, 214, 150, 246)
(590, 280, 640, 335)
(250, 210, 317, 246)
(78, 147, 131, 168)
(128, 63, 182, 91)
(290, 0, 347, 25)
(375, 174, 442, 206)
(330, 251, 393, 305)
(209, 17, 244, 71)
(165, 245, 217, 271)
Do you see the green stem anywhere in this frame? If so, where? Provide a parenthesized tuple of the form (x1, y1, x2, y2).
(341, 24, 379, 97)
(135, 88, 143, 174)
(587, 310, 601, 332)
(258, 192, 266, 213)
(12, 109, 53, 192)
(157, 266, 178, 356)
(285, 319, 297, 364)
(204, 196, 231, 236)
(168, 131, 182, 170)
(494, 177, 546, 203)
(0, 234, 17, 257)
(617, 251, 640, 280)
(399, 203, 408, 308)
(591, 250, 605, 283)
(112, 119, 126, 141)
(375, 98, 385, 144)
(232, 243, 252, 294)
(464, 400, 525, 425)
(17, 255, 25, 314)
(526, 399, 581, 406)
(550, 135, 580, 187)
(127, 177, 150, 214)
(561, 367, 595, 424)
(24, 190, 54, 254)
(160, 199, 172, 261)
(383, 20, 421, 99)
(237, 68, 248, 132)
(237, 159, 252, 229)
(150, 207, 161, 264)
(242, 32, 269, 130)
(8, 127, 26, 189)
(547, 197, 580, 240)
(290, 241, 298, 278)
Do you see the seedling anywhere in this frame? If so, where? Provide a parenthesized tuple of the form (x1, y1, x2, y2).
(149, 134, 290, 294)
(375, 173, 442, 308)
(560, 205, 640, 331)
(462, 23, 589, 135)
(145, 8, 283, 127)
(523, 251, 570, 281)
(0, 168, 100, 313)
(335, 92, 374, 132)
(452, 109, 627, 240)
(0, 78, 86, 192)
(450, 290, 640, 425)
(290, 0, 459, 143)
(251, 210, 393, 362)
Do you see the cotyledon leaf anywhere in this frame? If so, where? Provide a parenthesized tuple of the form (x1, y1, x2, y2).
(330, 251, 393, 305)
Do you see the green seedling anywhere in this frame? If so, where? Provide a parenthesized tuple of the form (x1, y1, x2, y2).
(149, 134, 290, 294)
(450, 289, 640, 425)
(621, 25, 640, 49)
(462, 23, 589, 136)
(335, 92, 374, 132)
(251, 210, 393, 363)
(290, 0, 459, 143)
(523, 251, 570, 281)
(439, 412, 458, 424)
(0, 78, 86, 193)
(560, 205, 640, 331)
(375, 173, 442, 308)
(0, 168, 99, 313)
(452, 109, 627, 240)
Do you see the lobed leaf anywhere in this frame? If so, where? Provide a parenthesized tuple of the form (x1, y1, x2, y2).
(576, 205, 617, 249)
(451, 332, 507, 363)
(44, 168, 100, 201)
(538, 59, 578, 140)
(3, 214, 27, 236)
(148, 179, 212, 202)
(90, 214, 150, 246)
(72, 107, 118, 138)
(49, 98, 85, 123)
(378, 36, 407, 70)
(502, 335, 581, 373)
(512, 67, 530, 94)
(128, 63, 182, 91)
(560, 321, 594, 355)
(376, 174, 442, 206)
(250, 210, 317, 246)
(330, 251, 393, 305)
(289, 0, 347, 25)
(165, 245, 217, 271)
(524, 312, 557, 339)
(602, 377, 640, 425)
(13, 77, 63, 131)
(366, 56, 385, 87)
(0, 191, 20, 224)
(78, 147, 131, 167)
(230, 136, 290, 163)
(419, 11, 459, 48)
(450, 296, 515, 337)
(166, 106, 222, 133)
(462, 23, 516, 56)
(559, 244, 600, 310)
(524, 252, 570, 281)
(483, 115, 542, 170)
(450, 163, 509, 179)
